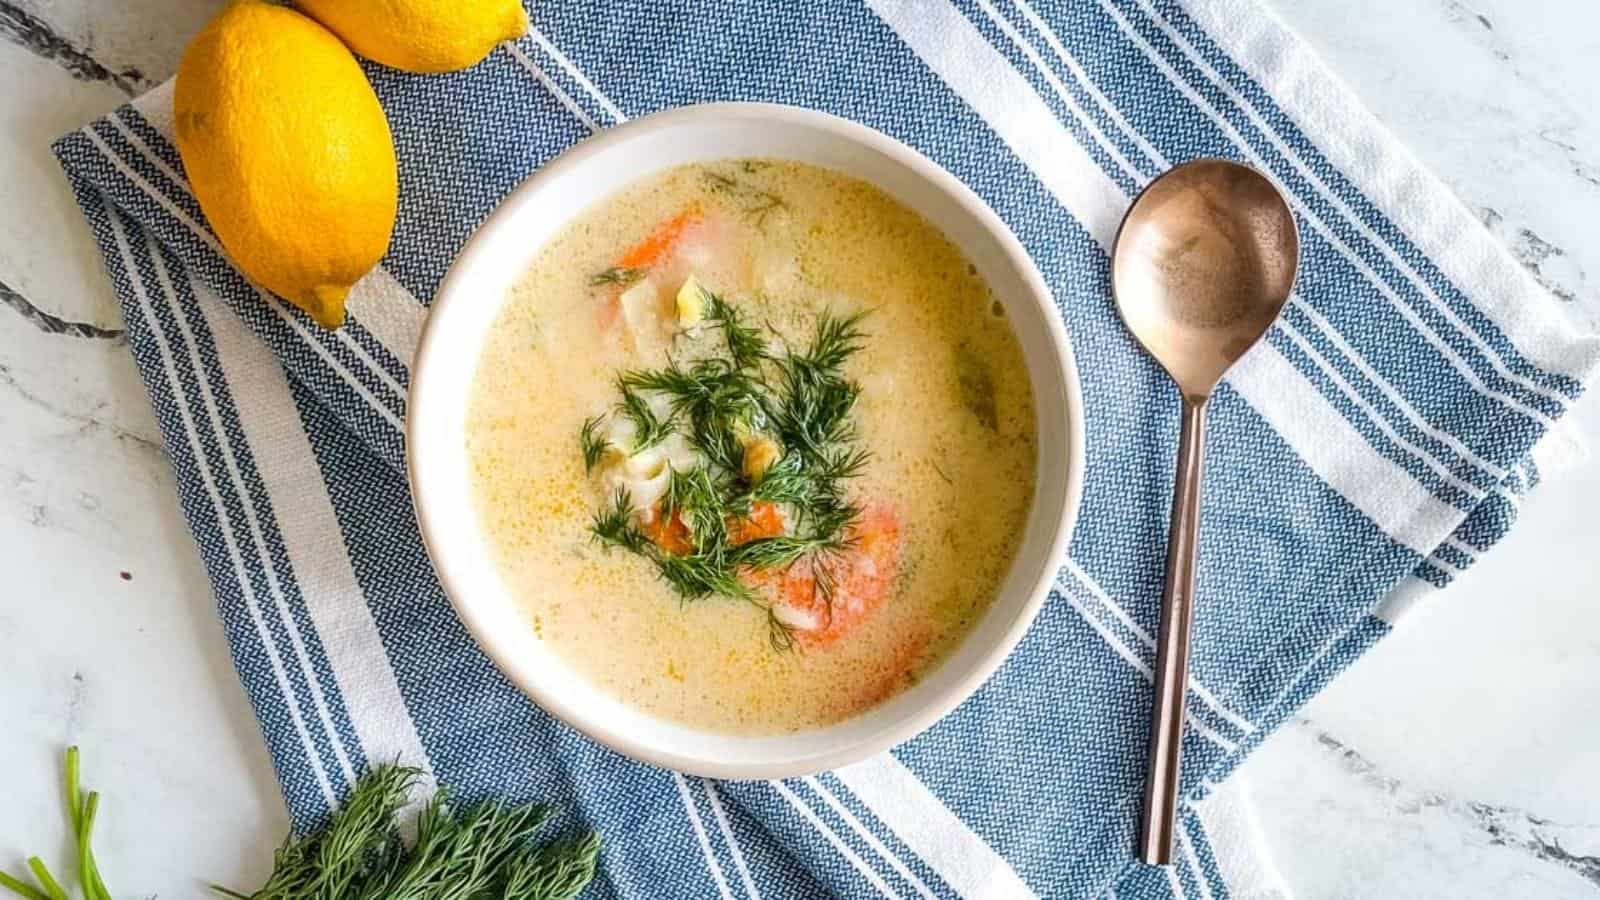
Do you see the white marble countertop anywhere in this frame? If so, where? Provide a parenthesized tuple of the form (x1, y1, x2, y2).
(2, 1, 1596, 896)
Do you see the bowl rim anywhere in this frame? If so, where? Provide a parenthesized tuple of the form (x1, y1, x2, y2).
(407, 101, 1087, 779)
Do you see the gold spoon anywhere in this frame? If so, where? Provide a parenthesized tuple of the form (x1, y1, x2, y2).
(1110, 158, 1299, 866)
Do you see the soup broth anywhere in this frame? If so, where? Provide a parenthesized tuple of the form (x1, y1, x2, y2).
(467, 159, 1037, 734)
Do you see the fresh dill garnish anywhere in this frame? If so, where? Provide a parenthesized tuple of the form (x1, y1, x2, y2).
(593, 481, 752, 602)
(746, 453, 823, 508)
(657, 552, 753, 602)
(662, 466, 731, 546)
(765, 608, 798, 652)
(702, 289, 768, 370)
(622, 358, 762, 474)
(765, 310, 868, 467)
(592, 488, 649, 555)
(582, 292, 873, 650)
(818, 445, 872, 482)
(729, 533, 850, 571)
(578, 415, 609, 473)
(701, 170, 785, 226)
(589, 265, 646, 287)
(617, 384, 674, 451)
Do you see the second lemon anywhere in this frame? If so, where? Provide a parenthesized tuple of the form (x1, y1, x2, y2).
(296, 0, 530, 73)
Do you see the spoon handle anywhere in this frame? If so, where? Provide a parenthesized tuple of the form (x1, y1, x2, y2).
(1139, 395, 1207, 865)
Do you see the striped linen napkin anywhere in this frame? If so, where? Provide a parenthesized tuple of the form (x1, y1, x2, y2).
(52, 0, 1596, 896)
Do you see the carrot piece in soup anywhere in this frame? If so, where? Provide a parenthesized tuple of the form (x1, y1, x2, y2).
(617, 210, 702, 269)
(594, 209, 704, 334)
(728, 501, 785, 545)
(761, 503, 900, 649)
(642, 506, 693, 556)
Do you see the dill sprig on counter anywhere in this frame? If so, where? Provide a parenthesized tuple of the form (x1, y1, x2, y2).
(583, 286, 870, 650)
(211, 764, 599, 900)
(0, 747, 112, 900)
(2, 752, 599, 900)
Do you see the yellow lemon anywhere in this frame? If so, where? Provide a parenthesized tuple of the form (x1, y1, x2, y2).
(174, 0, 397, 329)
(295, 0, 529, 74)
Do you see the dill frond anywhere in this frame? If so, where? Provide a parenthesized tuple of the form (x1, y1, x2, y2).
(702, 290, 767, 371)
(702, 170, 786, 227)
(625, 358, 762, 474)
(589, 266, 645, 287)
(0, 752, 601, 900)
(578, 415, 609, 473)
(656, 553, 752, 601)
(591, 489, 647, 555)
(209, 763, 598, 900)
(765, 608, 798, 653)
(766, 309, 869, 468)
(355, 793, 550, 900)
(580, 295, 874, 650)
(729, 533, 848, 572)
(662, 466, 727, 543)
(502, 831, 602, 900)
(616, 384, 674, 452)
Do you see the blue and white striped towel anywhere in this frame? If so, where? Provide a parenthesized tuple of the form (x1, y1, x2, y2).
(53, 0, 1597, 897)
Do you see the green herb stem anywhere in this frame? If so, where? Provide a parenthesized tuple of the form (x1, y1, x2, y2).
(22, 861, 64, 900)
(64, 747, 80, 834)
(76, 793, 104, 900)
(355, 794, 551, 900)
(0, 870, 49, 900)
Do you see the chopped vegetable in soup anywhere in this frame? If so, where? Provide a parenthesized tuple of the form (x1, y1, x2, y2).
(585, 286, 875, 651)
(467, 160, 1037, 734)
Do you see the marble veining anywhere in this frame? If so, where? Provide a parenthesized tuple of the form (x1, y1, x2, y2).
(0, 1, 148, 95)
(1302, 719, 1600, 889)
(1, 277, 125, 339)
(2, 1, 1598, 897)
(1439, 0, 1507, 57)
(1476, 206, 1588, 305)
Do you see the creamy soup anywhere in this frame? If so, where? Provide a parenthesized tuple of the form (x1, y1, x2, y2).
(467, 159, 1037, 734)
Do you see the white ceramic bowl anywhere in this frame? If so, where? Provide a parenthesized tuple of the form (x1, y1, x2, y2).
(408, 103, 1085, 779)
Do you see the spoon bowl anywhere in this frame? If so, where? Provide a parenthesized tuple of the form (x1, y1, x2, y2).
(1113, 158, 1299, 398)
(1111, 158, 1298, 866)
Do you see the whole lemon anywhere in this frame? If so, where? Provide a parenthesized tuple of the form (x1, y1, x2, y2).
(174, 0, 397, 329)
(295, 0, 530, 74)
